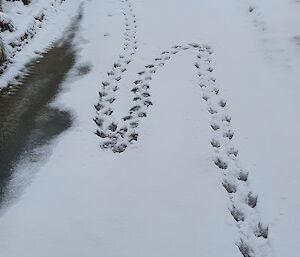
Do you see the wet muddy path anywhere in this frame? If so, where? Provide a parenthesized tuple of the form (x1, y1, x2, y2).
(0, 16, 80, 206)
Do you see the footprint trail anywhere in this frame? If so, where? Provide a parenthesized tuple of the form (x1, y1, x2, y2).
(94, 0, 138, 152)
(94, 2, 273, 257)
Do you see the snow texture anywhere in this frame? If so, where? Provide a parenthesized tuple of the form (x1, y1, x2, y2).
(0, 0, 300, 257)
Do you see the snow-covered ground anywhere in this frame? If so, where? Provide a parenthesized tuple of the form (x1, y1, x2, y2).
(0, 0, 82, 88)
(0, 0, 300, 256)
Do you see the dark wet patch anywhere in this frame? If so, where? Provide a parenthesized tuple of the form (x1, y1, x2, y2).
(75, 63, 92, 76)
(0, 11, 82, 206)
(26, 108, 72, 151)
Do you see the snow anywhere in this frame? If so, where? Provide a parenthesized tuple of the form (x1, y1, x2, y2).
(0, 0, 83, 88)
(0, 0, 300, 256)
(0, 11, 15, 32)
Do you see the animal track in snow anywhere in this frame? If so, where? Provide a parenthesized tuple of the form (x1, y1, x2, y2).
(94, 0, 138, 149)
(0, 0, 68, 77)
(94, 2, 272, 257)
(94, 41, 272, 256)
(196, 49, 273, 257)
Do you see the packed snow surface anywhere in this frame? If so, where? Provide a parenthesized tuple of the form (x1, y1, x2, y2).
(0, 0, 300, 257)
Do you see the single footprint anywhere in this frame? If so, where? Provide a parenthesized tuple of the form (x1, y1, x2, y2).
(133, 96, 141, 101)
(208, 107, 218, 114)
(138, 112, 147, 118)
(94, 117, 104, 127)
(222, 115, 231, 123)
(210, 138, 221, 148)
(230, 206, 245, 222)
(212, 87, 219, 94)
(107, 98, 116, 104)
(94, 103, 104, 111)
(142, 84, 150, 90)
(189, 43, 200, 48)
(247, 192, 258, 208)
(211, 123, 220, 131)
(227, 147, 238, 157)
(214, 157, 228, 169)
(129, 105, 141, 113)
(144, 100, 153, 107)
(142, 92, 151, 97)
(108, 123, 118, 132)
(145, 64, 155, 68)
(104, 108, 113, 116)
(112, 143, 127, 153)
(172, 45, 181, 49)
(123, 115, 132, 121)
(223, 130, 234, 140)
(202, 94, 209, 101)
(95, 130, 107, 138)
(219, 99, 227, 107)
(130, 121, 139, 128)
(131, 87, 139, 93)
(222, 179, 237, 193)
(99, 91, 107, 98)
(129, 133, 138, 143)
(134, 79, 142, 85)
(115, 76, 122, 81)
(238, 171, 248, 181)
(102, 81, 110, 87)
(255, 223, 269, 239)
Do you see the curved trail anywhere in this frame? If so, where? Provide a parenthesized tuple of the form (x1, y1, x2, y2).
(94, 0, 138, 151)
(94, 1, 272, 256)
